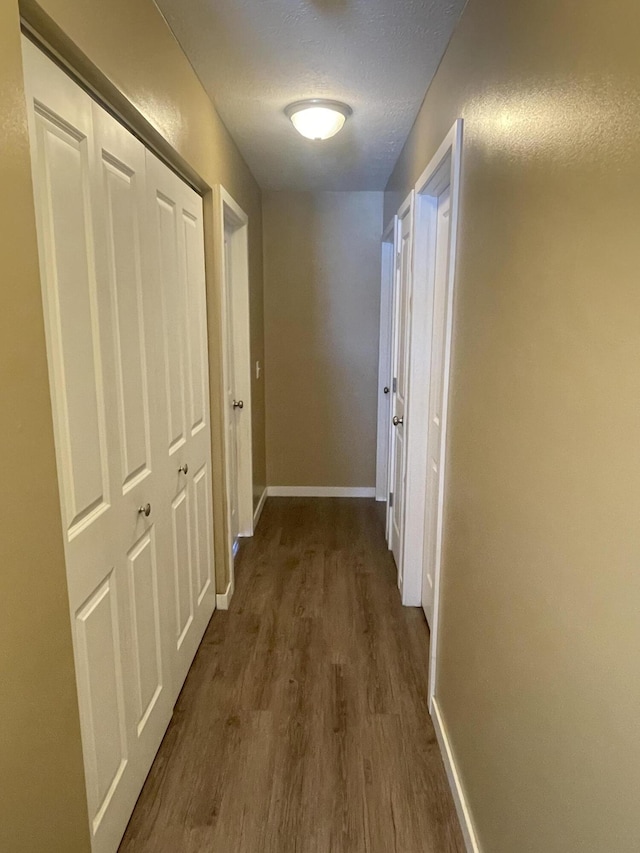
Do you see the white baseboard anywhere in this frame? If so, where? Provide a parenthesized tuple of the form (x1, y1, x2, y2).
(267, 486, 376, 498)
(253, 488, 267, 528)
(216, 576, 235, 611)
(431, 697, 481, 853)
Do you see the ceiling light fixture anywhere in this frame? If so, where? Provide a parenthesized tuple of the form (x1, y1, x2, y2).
(285, 99, 352, 141)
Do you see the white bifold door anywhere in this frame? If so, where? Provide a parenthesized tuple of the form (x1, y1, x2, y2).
(22, 38, 215, 853)
(145, 153, 216, 691)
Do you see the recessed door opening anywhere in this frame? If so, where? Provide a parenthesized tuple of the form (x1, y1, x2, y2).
(22, 36, 217, 853)
(217, 187, 253, 601)
(408, 120, 463, 709)
(387, 195, 414, 592)
(376, 219, 396, 504)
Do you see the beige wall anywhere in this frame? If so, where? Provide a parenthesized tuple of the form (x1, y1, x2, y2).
(264, 192, 382, 488)
(2, 0, 265, 848)
(385, 0, 640, 850)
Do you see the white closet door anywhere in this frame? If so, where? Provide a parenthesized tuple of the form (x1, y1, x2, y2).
(224, 225, 240, 542)
(145, 152, 216, 695)
(90, 99, 175, 811)
(22, 40, 173, 853)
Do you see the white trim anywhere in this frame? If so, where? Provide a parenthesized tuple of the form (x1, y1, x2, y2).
(385, 212, 401, 543)
(375, 218, 396, 502)
(397, 189, 413, 220)
(402, 120, 463, 614)
(253, 488, 267, 528)
(215, 185, 254, 595)
(219, 185, 249, 229)
(431, 698, 481, 853)
(216, 576, 235, 611)
(419, 120, 464, 703)
(267, 486, 376, 498)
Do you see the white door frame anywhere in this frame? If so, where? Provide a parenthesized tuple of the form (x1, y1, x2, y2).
(402, 121, 463, 707)
(386, 212, 401, 543)
(215, 186, 253, 581)
(386, 193, 413, 583)
(375, 218, 397, 502)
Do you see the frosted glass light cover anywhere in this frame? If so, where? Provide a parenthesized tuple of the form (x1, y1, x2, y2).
(286, 101, 352, 140)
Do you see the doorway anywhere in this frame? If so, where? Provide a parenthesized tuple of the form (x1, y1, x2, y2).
(409, 121, 463, 708)
(376, 219, 396, 504)
(216, 187, 253, 605)
(387, 195, 414, 588)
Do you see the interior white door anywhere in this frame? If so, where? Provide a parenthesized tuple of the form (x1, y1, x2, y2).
(145, 151, 216, 694)
(376, 231, 395, 502)
(388, 201, 413, 579)
(224, 225, 240, 543)
(422, 187, 452, 625)
(23, 39, 173, 853)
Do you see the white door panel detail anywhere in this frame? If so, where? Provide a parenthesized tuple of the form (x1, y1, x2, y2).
(23, 37, 215, 853)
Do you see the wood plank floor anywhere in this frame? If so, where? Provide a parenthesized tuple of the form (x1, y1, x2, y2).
(119, 498, 465, 853)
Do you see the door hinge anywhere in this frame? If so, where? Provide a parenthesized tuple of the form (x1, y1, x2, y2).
(392, 377, 397, 394)
(389, 492, 394, 508)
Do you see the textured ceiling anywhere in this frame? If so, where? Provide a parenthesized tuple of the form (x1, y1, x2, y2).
(154, 0, 467, 190)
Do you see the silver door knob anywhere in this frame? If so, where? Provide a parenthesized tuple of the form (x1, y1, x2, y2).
(178, 463, 189, 475)
(138, 503, 151, 517)
(233, 400, 244, 410)
(392, 415, 404, 427)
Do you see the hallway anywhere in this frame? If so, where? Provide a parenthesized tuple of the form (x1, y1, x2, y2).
(119, 498, 464, 852)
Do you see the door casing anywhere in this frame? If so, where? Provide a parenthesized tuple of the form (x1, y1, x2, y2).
(376, 218, 396, 503)
(387, 194, 413, 587)
(215, 186, 253, 604)
(405, 120, 463, 710)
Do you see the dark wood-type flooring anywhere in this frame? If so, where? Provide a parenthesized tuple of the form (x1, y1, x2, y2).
(119, 498, 464, 852)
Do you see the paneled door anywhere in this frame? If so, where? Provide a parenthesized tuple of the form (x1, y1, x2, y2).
(23, 39, 173, 853)
(388, 197, 414, 584)
(376, 221, 396, 504)
(422, 187, 452, 625)
(146, 152, 216, 695)
(224, 225, 240, 543)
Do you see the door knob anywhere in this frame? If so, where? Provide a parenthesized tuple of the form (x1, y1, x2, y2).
(392, 415, 404, 427)
(138, 503, 151, 517)
(383, 386, 390, 394)
(178, 463, 189, 475)
(233, 400, 244, 410)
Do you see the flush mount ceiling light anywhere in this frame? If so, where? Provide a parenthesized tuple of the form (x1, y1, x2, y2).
(285, 99, 353, 141)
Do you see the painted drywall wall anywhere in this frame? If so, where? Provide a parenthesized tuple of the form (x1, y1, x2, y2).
(2, 0, 266, 847)
(0, 2, 90, 850)
(385, 0, 640, 850)
(20, 0, 267, 590)
(264, 192, 382, 489)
